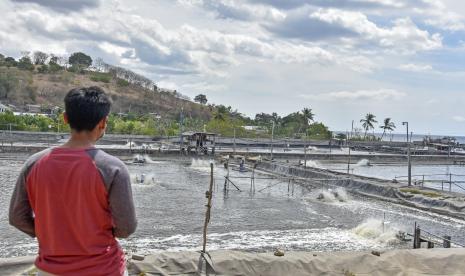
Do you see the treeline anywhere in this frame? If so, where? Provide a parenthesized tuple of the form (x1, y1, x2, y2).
(0, 51, 333, 139)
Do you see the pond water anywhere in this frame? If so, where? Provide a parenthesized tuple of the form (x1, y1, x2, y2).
(1, 154, 464, 258)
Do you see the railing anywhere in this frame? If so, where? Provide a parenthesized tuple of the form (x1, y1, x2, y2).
(394, 173, 465, 193)
(410, 222, 465, 249)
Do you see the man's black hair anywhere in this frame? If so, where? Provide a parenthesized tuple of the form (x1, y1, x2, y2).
(64, 86, 111, 132)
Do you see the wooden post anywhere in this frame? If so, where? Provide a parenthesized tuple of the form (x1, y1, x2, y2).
(202, 163, 214, 253)
(224, 161, 229, 190)
(443, 236, 451, 248)
(287, 178, 291, 196)
(414, 223, 421, 249)
(449, 173, 452, 192)
(292, 179, 295, 196)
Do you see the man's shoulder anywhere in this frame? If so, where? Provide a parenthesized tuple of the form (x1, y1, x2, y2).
(24, 148, 53, 169)
(86, 148, 127, 169)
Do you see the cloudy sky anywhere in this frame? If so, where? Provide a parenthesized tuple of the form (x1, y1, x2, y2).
(1, 0, 465, 135)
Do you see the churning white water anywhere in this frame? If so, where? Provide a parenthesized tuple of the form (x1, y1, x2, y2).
(352, 219, 402, 246)
(355, 159, 372, 167)
(304, 160, 321, 168)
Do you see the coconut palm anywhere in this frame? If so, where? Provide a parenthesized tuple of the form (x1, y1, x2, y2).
(380, 118, 396, 140)
(360, 113, 377, 139)
(302, 108, 314, 124)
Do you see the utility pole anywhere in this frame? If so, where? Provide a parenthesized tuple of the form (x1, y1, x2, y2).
(179, 107, 184, 153)
(347, 120, 353, 174)
(233, 127, 236, 155)
(403, 122, 411, 186)
(304, 133, 307, 167)
(270, 121, 275, 160)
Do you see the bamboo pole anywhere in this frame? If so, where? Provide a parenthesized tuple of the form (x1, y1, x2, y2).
(202, 163, 214, 253)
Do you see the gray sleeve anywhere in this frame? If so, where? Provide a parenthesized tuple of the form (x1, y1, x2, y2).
(9, 149, 50, 238)
(90, 149, 137, 238)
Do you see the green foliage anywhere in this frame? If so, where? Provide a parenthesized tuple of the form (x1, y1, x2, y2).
(3, 57, 17, 67)
(360, 113, 377, 138)
(48, 61, 63, 73)
(67, 64, 85, 74)
(0, 69, 19, 99)
(335, 133, 347, 140)
(0, 111, 68, 132)
(17, 56, 34, 71)
(37, 64, 49, 73)
(90, 72, 112, 83)
(194, 94, 208, 104)
(68, 52, 92, 68)
(306, 122, 332, 140)
(116, 78, 130, 87)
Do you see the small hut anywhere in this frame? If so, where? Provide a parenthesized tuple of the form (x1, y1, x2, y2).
(181, 131, 217, 155)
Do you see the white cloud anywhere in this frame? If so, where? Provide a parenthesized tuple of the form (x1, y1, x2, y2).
(301, 89, 406, 101)
(178, 0, 286, 22)
(398, 63, 433, 72)
(452, 116, 465, 122)
(309, 9, 442, 53)
(415, 0, 465, 31)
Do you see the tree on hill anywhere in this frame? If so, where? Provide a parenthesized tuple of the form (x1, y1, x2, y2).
(33, 51, 49, 65)
(68, 52, 92, 68)
(360, 113, 377, 139)
(3, 57, 17, 67)
(194, 94, 208, 104)
(17, 56, 34, 71)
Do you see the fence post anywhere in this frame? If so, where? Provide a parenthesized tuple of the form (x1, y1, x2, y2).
(443, 236, 451, 248)
(449, 173, 452, 192)
(414, 223, 421, 249)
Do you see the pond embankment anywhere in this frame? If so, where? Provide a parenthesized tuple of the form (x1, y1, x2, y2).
(3, 249, 465, 275)
(257, 161, 465, 220)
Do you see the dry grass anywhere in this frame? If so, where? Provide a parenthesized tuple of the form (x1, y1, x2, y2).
(399, 188, 442, 198)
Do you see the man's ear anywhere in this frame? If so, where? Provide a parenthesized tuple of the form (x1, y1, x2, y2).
(99, 116, 108, 130)
(63, 112, 69, 124)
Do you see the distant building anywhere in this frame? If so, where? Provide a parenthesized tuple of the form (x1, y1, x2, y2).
(244, 126, 267, 133)
(0, 103, 10, 113)
(26, 104, 41, 113)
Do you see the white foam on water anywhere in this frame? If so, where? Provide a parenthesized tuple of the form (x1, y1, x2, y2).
(355, 159, 371, 167)
(334, 188, 350, 202)
(120, 227, 388, 254)
(317, 189, 337, 202)
(311, 188, 350, 203)
(190, 159, 215, 167)
(304, 160, 321, 168)
(124, 141, 137, 148)
(352, 219, 402, 246)
(130, 173, 157, 185)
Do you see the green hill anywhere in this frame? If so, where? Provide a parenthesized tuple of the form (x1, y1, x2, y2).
(0, 65, 211, 121)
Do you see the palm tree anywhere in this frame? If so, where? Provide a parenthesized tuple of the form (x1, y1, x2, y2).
(360, 113, 377, 139)
(380, 118, 396, 140)
(302, 108, 314, 125)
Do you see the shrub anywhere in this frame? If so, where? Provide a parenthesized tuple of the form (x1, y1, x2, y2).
(117, 78, 130, 87)
(90, 72, 112, 83)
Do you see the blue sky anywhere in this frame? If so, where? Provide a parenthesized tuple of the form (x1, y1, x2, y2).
(0, 0, 465, 135)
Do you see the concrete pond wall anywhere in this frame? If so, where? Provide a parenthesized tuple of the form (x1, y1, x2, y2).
(256, 161, 465, 220)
